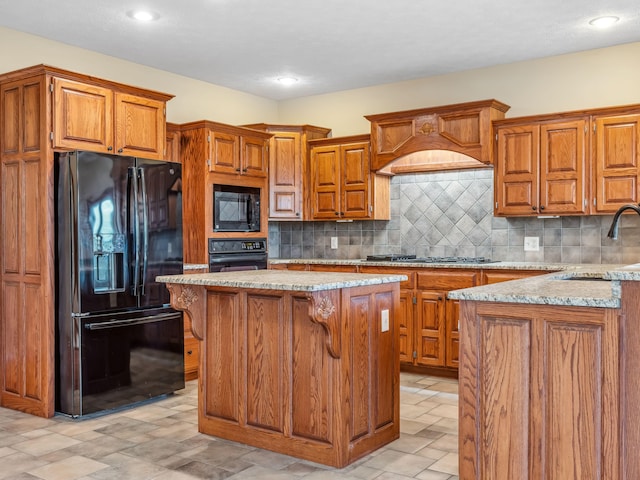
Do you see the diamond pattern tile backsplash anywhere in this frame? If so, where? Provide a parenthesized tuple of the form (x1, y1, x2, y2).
(269, 168, 640, 264)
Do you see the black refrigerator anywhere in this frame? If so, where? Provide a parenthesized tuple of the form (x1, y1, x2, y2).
(55, 151, 185, 417)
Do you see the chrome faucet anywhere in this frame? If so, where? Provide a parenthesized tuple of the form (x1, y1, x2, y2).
(607, 203, 640, 239)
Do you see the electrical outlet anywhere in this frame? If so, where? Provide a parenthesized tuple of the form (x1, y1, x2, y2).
(524, 236, 540, 251)
(381, 309, 389, 332)
(330, 236, 338, 249)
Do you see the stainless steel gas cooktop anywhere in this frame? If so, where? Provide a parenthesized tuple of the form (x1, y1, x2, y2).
(365, 254, 498, 264)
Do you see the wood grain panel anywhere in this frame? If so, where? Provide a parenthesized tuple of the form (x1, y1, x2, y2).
(24, 283, 43, 400)
(479, 316, 530, 479)
(349, 294, 371, 440)
(416, 291, 444, 366)
(417, 270, 478, 290)
(180, 129, 207, 263)
(544, 323, 601, 479)
(53, 77, 113, 151)
(240, 135, 268, 177)
(341, 143, 370, 218)
(246, 293, 284, 432)
(23, 82, 41, 153)
(1, 161, 20, 274)
(1, 85, 19, 155)
(204, 291, 239, 421)
(373, 290, 395, 429)
(23, 158, 41, 275)
(209, 131, 239, 174)
(1, 281, 20, 395)
(539, 119, 587, 214)
(115, 92, 165, 158)
(291, 295, 331, 442)
(594, 114, 640, 212)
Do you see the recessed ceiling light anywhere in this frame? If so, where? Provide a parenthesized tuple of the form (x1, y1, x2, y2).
(127, 10, 158, 22)
(277, 76, 299, 86)
(589, 16, 619, 28)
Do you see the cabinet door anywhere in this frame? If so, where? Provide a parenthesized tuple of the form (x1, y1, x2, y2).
(52, 77, 113, 153)
(269, 132, 303, 219)
(445, 298, 460, 368)
(208, 130, 240, 174)
(340, 142, 371, 218)
(415, 290, 446, 366)
(594, 114, 640, 212)
(398, 290, 414, 365)
(311, 145, 341, 219)
(494, 124, 540, 215)
(240, 135, 268, 177)
(114, 93, 165, 159)
(459, 303, 619, 480)
(165, 124, 181, 163)
(539, 119, 588, 214)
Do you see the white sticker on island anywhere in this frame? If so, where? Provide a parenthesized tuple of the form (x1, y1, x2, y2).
(381, 309, 389, 332)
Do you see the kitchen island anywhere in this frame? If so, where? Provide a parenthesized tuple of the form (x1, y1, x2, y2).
(156, 269, 406, 468)
(448, 265, 640, 480)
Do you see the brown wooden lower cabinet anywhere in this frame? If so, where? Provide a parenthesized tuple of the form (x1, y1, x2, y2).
(459, 301, 621, 479)
(164, 279, 400, 468)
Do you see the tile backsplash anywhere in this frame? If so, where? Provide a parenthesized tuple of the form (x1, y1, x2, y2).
(268, 168, 640, 264)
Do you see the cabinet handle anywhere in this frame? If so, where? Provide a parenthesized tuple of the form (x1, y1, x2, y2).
(235, 168, 241, 172)
(117, 148, 123, 153)
(187, 350, 193, 355)
(242, 168, 248, 172)
(335, 212, 340, 216)
(295, 212, 300, 217)
(539, 205, 545, 211)
(107, 146, 113, 151)
(532, 206, 537, 211)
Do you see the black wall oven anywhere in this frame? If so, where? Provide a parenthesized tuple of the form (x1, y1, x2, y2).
(209, 238, 267, 272)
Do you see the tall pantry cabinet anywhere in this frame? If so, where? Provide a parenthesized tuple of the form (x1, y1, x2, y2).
(0, 65, 172, 417)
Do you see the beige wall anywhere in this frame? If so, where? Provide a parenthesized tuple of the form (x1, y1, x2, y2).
(279, 42, 640, 136)
(0, 27, 279, 125)
(2, 26, 639, 136)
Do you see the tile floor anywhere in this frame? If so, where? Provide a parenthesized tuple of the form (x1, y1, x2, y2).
(0, 373, 459, 480)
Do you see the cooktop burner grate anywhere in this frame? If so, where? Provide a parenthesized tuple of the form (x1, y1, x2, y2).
(365, 255, 497, 264)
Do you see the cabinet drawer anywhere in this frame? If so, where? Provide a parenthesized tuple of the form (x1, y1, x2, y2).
(416, 270, 479, 290)
(309, 264, 358, 273)
(359, 266, 415, 289)
(184, 336, 199, 381)
(482, 269, 549, 284)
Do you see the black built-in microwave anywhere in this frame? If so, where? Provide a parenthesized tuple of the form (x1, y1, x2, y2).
(213, 184, 261, 232)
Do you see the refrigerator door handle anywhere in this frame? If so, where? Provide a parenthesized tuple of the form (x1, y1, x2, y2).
(139, 167, 149, 296)
(84, 312, 181, 330)
(130, 166, 141, 296)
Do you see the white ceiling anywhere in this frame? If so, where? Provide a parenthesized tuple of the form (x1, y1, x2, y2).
(1, 0, 639, 100)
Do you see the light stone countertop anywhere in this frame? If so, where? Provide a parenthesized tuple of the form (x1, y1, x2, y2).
(271, 258, 640, 307)
(157, 269, 407, 292)
(270, 258, 577, 271)
(183, 263, 209, 271)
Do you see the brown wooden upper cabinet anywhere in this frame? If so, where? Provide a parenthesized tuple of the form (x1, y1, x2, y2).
(52, 77, 169, 160)
(242, 124, 332, 220)
(207, 125, 270, 178)
(593, 113, 640, 212)
(165, 122, 181, 163)
(309, 134, 390, 220)
(494, 104, 640, 216)
(494, 117, 589, 216)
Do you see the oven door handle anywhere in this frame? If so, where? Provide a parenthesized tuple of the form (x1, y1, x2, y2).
(209, 254, 267, 263)
(84, 312, 180, 330)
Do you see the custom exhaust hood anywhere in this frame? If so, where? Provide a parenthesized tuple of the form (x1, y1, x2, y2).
(366, 99, 510, 174)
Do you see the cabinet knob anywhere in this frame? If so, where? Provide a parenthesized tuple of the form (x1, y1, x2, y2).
(235, 168, 241, 172)
(107, 146, 113, 151)
(532, 206, 537, 211)
(539, 205, 545, 211)
(242, 168, 248, 173)
(187, 350, 193, 355)
(295, 212, 300, 217)
(335, 212, 340, 216)
(117, 148, 123, 153)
